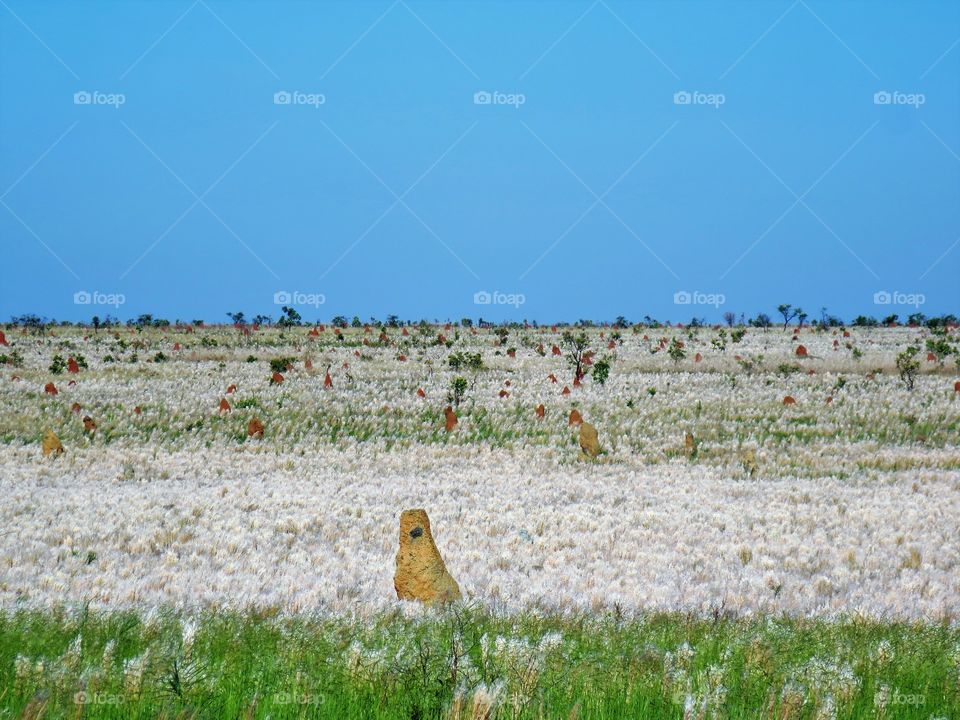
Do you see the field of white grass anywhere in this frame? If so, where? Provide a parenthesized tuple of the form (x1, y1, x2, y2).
(1, 323, 958, 619)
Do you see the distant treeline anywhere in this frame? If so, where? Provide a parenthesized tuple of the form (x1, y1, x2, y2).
(6, 308, 958, 333)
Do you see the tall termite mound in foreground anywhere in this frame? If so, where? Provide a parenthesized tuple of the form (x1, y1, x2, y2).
(579, 421, 600, 458)
(394, 509, 462, 604)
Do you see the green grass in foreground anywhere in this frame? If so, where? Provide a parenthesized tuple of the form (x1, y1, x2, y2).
(1, 606, 957, 719)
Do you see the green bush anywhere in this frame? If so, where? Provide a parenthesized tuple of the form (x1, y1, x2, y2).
(591, 356, 611, 385)
(269, 357, 296, 374)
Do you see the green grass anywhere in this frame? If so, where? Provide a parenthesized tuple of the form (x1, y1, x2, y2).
(1, 606, 957, 719)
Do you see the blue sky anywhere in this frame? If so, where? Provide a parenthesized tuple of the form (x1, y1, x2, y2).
(1, 0, 958, 324)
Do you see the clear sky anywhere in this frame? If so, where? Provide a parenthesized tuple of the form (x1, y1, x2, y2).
(1, 0, 958, 324)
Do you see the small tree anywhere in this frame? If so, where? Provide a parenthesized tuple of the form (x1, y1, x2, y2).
(723, 311, 736, 327)
(896, 346, 920, 390)
(750, 313, 772, 329)
(447, 376, 468, 408)
(668, 337, 686, 364)
(562, 330, 590, 382)
(275, 306, 302, 327)
(777, 304, 799, 330)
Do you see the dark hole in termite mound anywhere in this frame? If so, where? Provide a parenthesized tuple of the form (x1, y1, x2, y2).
(409, 526, 424, 538)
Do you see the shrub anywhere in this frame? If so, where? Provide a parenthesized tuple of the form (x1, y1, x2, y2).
(667, 338, 685, 364)
(711, 329, 728, 352)
(448, 352, 483, 371)
(447, 376, 468, 408)
(591, 356, 611, 385)
(0, 349, 24, 367)
(269, 357, 296, 374)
